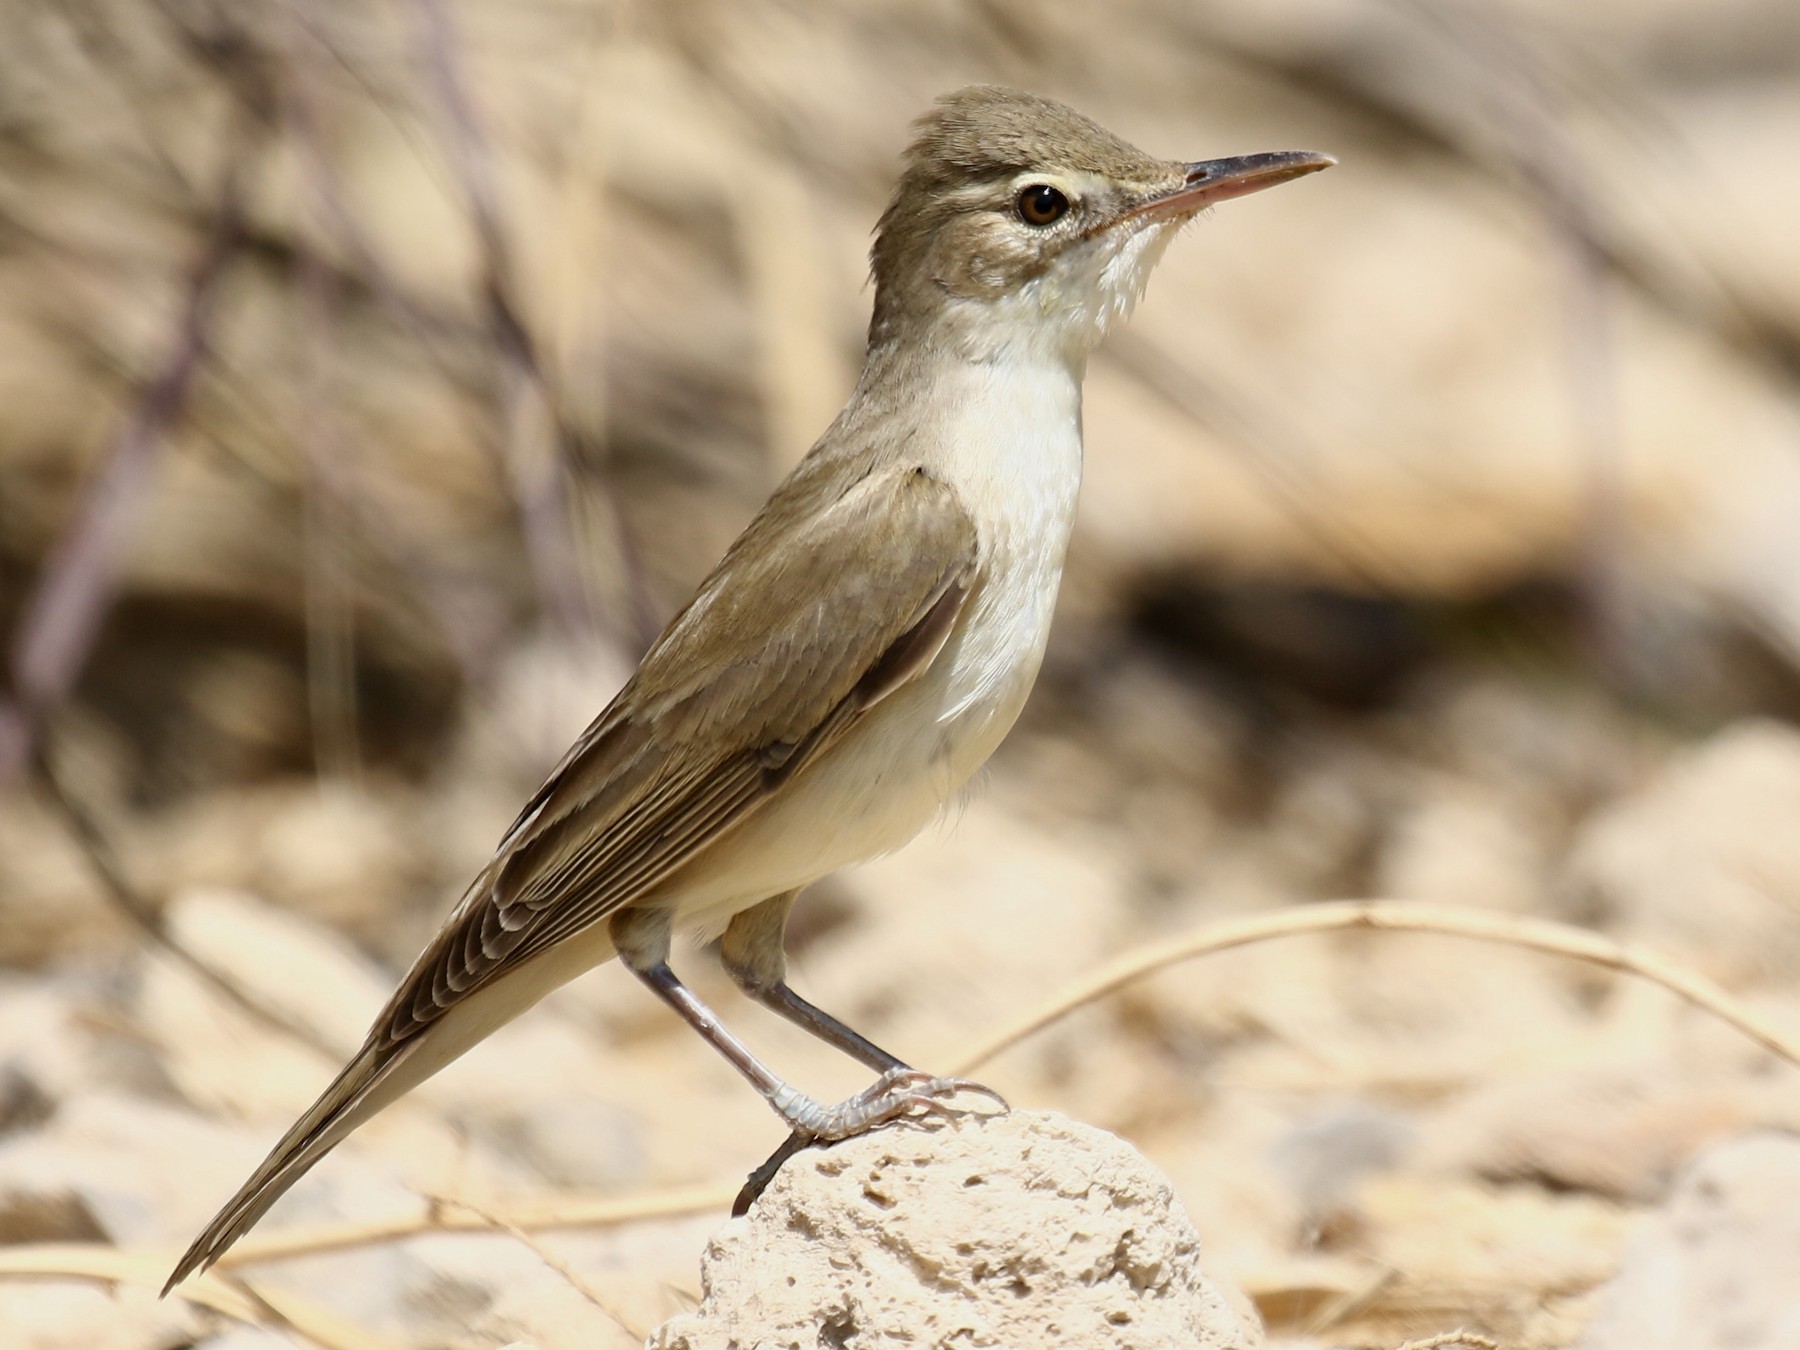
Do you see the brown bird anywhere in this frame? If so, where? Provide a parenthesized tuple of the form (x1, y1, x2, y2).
(166, 85, 1331, 1291)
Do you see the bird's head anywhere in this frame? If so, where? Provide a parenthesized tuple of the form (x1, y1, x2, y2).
(870, 86, 1333, 365)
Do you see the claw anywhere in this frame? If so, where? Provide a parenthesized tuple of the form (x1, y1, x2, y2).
(734, 1131, 814, 1216)
(783, 1067, 1007, 1139)
(936, 1077, 1009, 1109)
(735, 1069, 1009, 1214)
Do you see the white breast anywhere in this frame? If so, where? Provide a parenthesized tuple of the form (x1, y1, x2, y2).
(923, 354, 1084, 731)
(671, 351, 1086, 931)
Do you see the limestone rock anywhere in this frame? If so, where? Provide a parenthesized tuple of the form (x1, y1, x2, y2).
(649, 1108, 1259, 1350)
(1577, 1131, 1800, 1350)
(1567, 720, 1800, 985)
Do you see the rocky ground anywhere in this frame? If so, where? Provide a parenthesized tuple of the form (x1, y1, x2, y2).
(2, 0, 1800, 1347)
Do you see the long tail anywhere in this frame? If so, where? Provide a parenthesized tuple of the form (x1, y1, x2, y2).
(162, 1034, 422, 1293)
(165, 916, 619, 1292)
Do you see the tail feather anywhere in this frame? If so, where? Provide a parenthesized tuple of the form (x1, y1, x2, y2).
(162, 1037, 418, 1293)
(164, 929, 617, 1293)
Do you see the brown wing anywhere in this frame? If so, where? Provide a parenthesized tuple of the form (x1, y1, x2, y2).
(164, 457, 978, 1294)
(379, 459, 979, 1044)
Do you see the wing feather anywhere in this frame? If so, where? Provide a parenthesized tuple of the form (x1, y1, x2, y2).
(377, 459, 977, 1047)
(168, 453, 981, 1293)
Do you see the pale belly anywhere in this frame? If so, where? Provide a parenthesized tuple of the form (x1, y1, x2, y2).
(660, 348, 1085, 933)
(664, 553, 1063, 935)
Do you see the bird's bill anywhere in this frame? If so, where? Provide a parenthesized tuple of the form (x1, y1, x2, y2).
(1125, 150, 1336, 226)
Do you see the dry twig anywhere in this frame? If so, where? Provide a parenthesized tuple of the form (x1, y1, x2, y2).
(428, 1192, 647, 1340)
(409, 0, 656, 649)
(947, 899, 1800, 1075)
(0, 1244, 397, 1350)
(0, 133, 251, 786)
(211, 1180, 734, 1269)
(32, 752, 348, 1062)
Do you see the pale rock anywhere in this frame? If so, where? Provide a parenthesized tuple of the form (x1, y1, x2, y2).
(1567, 719, 1800, 984)
(0, 1281, 202, 1350)
(142, 782, 428, 945)
(1418, 1067, 1755, 1202)
(1577, 1131, 1800, 1350)
(650, 1109, 1261, 1350)
(0, 1091, 243, 1246)
(142, 887, 387, 1123)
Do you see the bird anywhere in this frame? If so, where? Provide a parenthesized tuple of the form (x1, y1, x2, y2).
(165, 84, 1332, 1290)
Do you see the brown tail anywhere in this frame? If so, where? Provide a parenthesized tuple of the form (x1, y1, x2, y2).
(163, 932, 608, 1292)
(162, 1035, 418, 1293)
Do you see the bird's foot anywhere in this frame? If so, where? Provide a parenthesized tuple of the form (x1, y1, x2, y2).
(782, 1067, 1006, 1140)
(734, 1069, 1007, 1215)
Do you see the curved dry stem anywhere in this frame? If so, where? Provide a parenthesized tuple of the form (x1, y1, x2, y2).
(34, 756, 349, 1063)
(946, 899, 1800, 1075)
(212, 1180, 736, 1270)
(427, 1193, 645, 1340)
(0, 1244, 397, 1350)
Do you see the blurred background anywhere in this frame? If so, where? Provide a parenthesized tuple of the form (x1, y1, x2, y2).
(2, 0, 1800, 1346)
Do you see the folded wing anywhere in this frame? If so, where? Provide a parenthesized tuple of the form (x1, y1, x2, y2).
(165, 457, 978, 1289)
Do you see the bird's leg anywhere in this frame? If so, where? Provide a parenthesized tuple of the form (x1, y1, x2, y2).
(721, 892, 1005, 1106)
(714, 892, 1006, 1213)
(610, 905, 998, 1145)
(720, 892, 905, 1073)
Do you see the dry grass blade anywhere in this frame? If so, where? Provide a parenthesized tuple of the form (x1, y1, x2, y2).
(0, 1244, 399, 1350)
(210, 1180, 736, 1269)
(33, 756, 348, 1062)
(408, 0, 644, 647)
(0, 1183, 734, 1312)
(946, 899, 1800, 1075)
(1301, 1265, 1402, 1338)
(429, 1193, 646, 1340)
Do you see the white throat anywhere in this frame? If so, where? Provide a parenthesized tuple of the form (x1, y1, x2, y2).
(995, 216, 1186, 367)
(914, 348, 1084, 724)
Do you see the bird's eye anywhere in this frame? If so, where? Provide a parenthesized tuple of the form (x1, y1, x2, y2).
(1016, 184, 1070, 227)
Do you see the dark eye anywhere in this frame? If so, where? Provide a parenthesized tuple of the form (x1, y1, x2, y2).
(1016, 183, 1070, 227)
